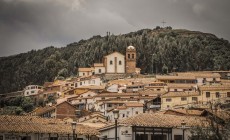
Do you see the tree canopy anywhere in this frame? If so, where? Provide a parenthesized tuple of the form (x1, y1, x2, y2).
(0, 28, 230, 94)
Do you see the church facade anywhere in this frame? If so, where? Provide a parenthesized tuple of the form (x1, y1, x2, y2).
(78, 46, 140, 76)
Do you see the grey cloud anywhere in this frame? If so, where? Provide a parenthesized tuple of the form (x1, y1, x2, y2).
(0, 0, 230, 56)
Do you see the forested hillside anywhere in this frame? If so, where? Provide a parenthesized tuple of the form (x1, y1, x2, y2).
(1, 28, 230, 94)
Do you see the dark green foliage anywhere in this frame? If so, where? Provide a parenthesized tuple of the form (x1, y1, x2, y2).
(21, 97, 34, 112)
(0, 28, 230, 94)
(0, 96, 34, 114)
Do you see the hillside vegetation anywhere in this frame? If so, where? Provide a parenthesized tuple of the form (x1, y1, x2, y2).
(0, 28, 230, 94)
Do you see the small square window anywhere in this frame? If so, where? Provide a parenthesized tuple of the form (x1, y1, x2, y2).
(206, 92, 210, 98)
(192, 97, 198, 101)
(216, 92, 220, 98)
(181, 97, 187, 101)
(110, 60, 113, 65)
(166, 98, 172, 102)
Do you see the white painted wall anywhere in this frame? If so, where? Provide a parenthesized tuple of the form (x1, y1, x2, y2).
(100, 126, 132, 140)
(75, 77, 102, 88)
(107, 107, 143, 121)
(105, 52, 125, 73)
(79, 71, 93, 77)
(95, 67, 105, 74)
(107, 84, 119, 92)
(100, 126, 193, 140)
(23, 85, 42, 96)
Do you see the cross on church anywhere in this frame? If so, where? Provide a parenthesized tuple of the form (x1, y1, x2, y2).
(161, 20, 166, 28)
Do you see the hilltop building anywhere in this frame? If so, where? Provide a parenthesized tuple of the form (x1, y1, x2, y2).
(78, 46, 140, 76)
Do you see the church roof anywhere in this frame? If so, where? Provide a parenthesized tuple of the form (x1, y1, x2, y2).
(104, 51, 125, 58)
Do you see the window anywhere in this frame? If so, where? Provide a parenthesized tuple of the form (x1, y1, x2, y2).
(83, 73, 85, 76)
(203, 78, 206, 83)
(80, 82, 82, 85)
(166, 98, 172, 102)
(135, 111, 138, 114)
(181, 97, 187, 101)
(99, 69, 101, 73)
(110, 60, 113, 65)
(132, 54, 135, 59)
(123, 114, 125, 117)
(174, 135, 182, 140)
(174, 89, 177, 92)
(206, 92, 210, 98)
(128, 54, 130, 59)
(157, 89, 161, 91)
(119, 60, 122, 65)
(227, 92, 230, 97)
(216, 92, 220, 98)
(192, 97, 198, 101)
(31, 90, 35, 94)
(102, 97, 105, 100)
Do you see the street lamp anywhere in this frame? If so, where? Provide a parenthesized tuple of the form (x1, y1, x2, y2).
(71, 121, 77, 140)
(181, 120, 186, 140)
(113, 109, 119, 140)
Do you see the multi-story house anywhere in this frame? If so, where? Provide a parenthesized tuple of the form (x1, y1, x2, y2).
(28, 101, 76, 119)
(199, 85, 230, 104)
(161, 91, 200, 110)
(156, 72, 221, 86)
(68, 90, 97, 110)
(106, 102, 144, 121)
(23, 85, 43, 97)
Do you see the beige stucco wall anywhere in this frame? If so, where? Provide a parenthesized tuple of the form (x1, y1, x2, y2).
(105, 52, 125, 73)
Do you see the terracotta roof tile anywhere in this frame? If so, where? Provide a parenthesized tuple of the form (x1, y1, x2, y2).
(199, 85, 230, 91)
(121, 112, 208, 128)
(78, 67, 94, 72)
(93, 63, 104, 67)
(162, 91, 200, 97)
(0, 115, 99, 135)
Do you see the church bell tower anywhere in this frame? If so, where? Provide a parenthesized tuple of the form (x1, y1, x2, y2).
(126, 46, 136, 74)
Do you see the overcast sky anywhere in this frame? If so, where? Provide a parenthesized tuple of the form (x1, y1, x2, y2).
(0, 0, 230, 57)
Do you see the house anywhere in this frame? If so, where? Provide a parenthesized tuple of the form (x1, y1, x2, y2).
(68, 90, 97, 111)
(99, 112, 208, 140)
(125, 84, 144, 93)
(28, 101, 76, 119)
(78, 46, 140, 75)
(78, 67, 94, 77)
(106, 102, 144, 121)
(198, 85, 230, 104)
(0, 115, 99, 140)
(74, 85, 105, 95)
(166, 83, 197, 92)
(78, 112, 108, 123)
(156, 72, 221, 86)
(94, 63, 105, 74)
(23, 85, 43, 97)
(145, 82, 166, 92)
(161, 91, 200, 110)
(42, 80, 66, 100)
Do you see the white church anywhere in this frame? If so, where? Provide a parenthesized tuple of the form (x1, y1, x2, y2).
(78, 46, 141, 77)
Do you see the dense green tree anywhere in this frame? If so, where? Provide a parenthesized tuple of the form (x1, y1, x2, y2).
(0, 28, 230, 94)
